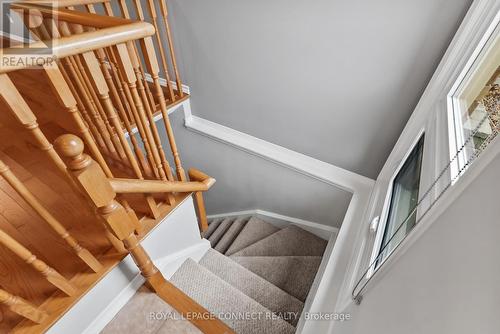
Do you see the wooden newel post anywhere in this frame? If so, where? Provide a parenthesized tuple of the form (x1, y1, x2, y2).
(54, 134, 166, 285)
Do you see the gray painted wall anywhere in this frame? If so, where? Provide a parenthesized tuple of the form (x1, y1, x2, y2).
(335, 152, 500, 334)
(158, 109, 352, 228)
(165, 0, 472, 179)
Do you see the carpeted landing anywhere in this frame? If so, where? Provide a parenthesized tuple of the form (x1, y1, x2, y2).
(102, 216, 328, 334)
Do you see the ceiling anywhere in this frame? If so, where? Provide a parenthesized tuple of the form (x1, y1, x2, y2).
(167, 0, 473, 179)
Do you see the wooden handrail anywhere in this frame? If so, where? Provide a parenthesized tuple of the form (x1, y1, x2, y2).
(54, 133, 233, 334)
(12, 3, 132, 28)
(109, 177, 215, 194)
(20, 0, 111, 7)
(0, 8, 154, 73)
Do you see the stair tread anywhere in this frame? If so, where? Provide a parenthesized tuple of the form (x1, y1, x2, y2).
(225, 217, 280, 256)
(101, 286, 171, 334)
(201, 218, 222, 239)
(230, 256, 323, 302)
(231, 225, 327, 257)
(171, 258, 295, 334)
(200, 249, 303, 326)
(207, 217, 233, 246)
(214, 217, 249, 254)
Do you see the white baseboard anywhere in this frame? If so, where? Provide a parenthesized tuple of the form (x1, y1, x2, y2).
(144, 73, 191, 94)
(81, 240, 210, 334)
(207, 209, 338, 240)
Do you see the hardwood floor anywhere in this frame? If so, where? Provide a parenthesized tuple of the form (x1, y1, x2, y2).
(0, 69, 192, 333)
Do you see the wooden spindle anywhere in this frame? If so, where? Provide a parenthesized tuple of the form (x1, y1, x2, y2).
(125, 42, 176, 183)
(0, 288, 48, 324)
(44, 18, 108, 156)
(116, 0, 158, 112)
(75, 54, 128, 161)
(60, 62, 108, 151)
(0, 228, 76, 296)
(112, 61, 160, 179)
(140, 37, 187, 181)
(94, 48, 151, 177)
(158, 0, 184, 97)
(63, 55, 117, 155)
(56, 22, 124, 161)
(0, 74, 79, 188)
(0, 158, 102, 272)
(44, 62, 114, 178)
(81, 50, 160, 218)
(143, 0, 176, 101)
(113, 43, 168, 182)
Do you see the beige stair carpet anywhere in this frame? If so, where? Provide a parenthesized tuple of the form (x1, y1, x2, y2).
(202, 218, 223, 239)
(231, 256, 323, 302)
(101, 286, 200, 334)
(225, 217, 280, 256)
(213, 217, 250, 254)
(104, 216, 327, 333)
(171, 258, 295, 334)
(207, 217, 234, 246)
(231, 225, 327, 257)
(199, 249, 304, 326)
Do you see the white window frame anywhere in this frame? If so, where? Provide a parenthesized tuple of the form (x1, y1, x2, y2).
(366, 129, 425, 278)
(447, 17, 500, 183)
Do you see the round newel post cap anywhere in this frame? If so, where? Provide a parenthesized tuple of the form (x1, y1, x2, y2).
(54, 134, 84, 159)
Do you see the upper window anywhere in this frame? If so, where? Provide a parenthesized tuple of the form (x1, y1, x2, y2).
(448, 24, 500, 181)
(369, 134, 425, 273)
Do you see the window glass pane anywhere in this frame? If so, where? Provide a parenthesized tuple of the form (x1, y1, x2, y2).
(460, 68, 499, 155)
(378, 135, 425, 264)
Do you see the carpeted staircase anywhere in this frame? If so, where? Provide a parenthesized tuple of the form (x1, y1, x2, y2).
(102, 216, 327, 334)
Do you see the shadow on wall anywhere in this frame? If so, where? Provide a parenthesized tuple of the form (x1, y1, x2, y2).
(158, 108, 352, 229)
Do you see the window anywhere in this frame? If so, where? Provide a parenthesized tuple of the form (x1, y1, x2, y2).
(369, 134, 425, 273)
(448, 23, 500, 181)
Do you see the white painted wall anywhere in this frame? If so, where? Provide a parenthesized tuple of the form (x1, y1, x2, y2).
(305, 1, 500, 333)
(334, 149, 500, 334)
(165, 0, 472, 179)
(159, 109, 354, 229)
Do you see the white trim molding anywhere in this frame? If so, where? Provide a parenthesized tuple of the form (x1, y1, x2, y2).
(184, 111, 374, 195)
(207, 209, 338, 240)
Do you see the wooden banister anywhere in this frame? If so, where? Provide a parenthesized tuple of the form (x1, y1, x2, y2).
(0, 288, 48, 324)
(24, 0, 111, 7)
(12, 3, 133, 28)
(54, 134, 232, 334)
(54, 134, 160, 277)
(1, 21, 154, 73)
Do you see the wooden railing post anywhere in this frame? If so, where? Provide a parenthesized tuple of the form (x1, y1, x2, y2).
(188, 169, 214, 232)
(54, 134, 166, 284)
